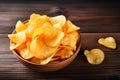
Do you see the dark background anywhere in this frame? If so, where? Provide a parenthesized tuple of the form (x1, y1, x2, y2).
(0, 0, 120, 80)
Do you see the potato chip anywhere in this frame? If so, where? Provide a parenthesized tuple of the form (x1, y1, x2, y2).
(84, 49, 105, 64)
(10, 42, 21, 50)
(15, 20, 27, 32)
(30, 36, 58, 59)
(15, 41, 33, 59)
(32, 27, 43, 39)
(50, 57, 60, 62)
(8, 30, 26, 48)
(29, 47, 59, 64)
(41, 22, 54, 38)
(98, 37, 116, 49)
(54, 47, 73, 59)
(29, 14, 49, 28)
(16, 42, 26, 51)
(29, 57, 40, 64)
(39, 53, 55, 64)
(19, 47, 33, 59)
(30, 57, 53, 65)
(29, 13, 41, 23)
(50, 15, 66, 29)
(45, 31, 64, 47)
(27, 14, 50, 39)
(61, 31, 79, 50)
(66, 20, 80, 33)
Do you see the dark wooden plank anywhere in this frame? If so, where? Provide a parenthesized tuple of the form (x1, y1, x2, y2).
(0, 3, 56, 12)
(0, 34, 10, 51)
(0, 17, 120, 34)
(74, 19, 120, 33)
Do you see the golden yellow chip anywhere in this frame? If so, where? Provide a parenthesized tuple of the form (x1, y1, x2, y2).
(66, 20, 80, 33)
(29, 48, 59, 64)
(15, 41, 33, 59)
(27, 15, 50, 39)
(30, 57, 53, 65)
(10, 43, 21, 50)
(42, 22, 54, 38)
(61, 31, 79, 50)
(19, 47, 33, 59)
(29, 14, 49, 28)
(54, 47, 73, 59)
(30, 36, 58, 59)
(8, 30, 26, 44)
(32, 27, 43, 39)
(84, 49, 105, 64)
(29, 13, 41, 23)
(50, 15, 66, 29)
(29, 57, 40, 64)
(39, 53, 55, 64)
(98, 37, 116, 49)
(15, 20, 27, 32)
(50, 57, 60, 62)
(45, 31, 64, 47)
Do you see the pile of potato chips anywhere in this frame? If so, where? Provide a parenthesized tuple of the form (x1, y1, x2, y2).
(8, 13, 80, 64)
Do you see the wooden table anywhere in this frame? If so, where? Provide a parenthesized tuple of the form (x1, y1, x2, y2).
(0, 1, 120, 80)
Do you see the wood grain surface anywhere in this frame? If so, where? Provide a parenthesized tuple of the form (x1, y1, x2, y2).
(0, 1, 120, 80)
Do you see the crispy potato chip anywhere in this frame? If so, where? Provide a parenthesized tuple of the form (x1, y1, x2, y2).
(30, 57, 54, 65)
(10, 43, 21, 50)
(50, 15, 66, 29)
(45, 31, 64, 47)
(30, 37, 58, 59)
(30, 13, 40, 19)
(29, 57, 41, 64)
(39, 53, 55, 64)
(32, 27, 43, 39)
(38, 48, 61, 64)
(84, 49, 105, 64)
(27, 15, 50, 39)
(16, 41, 33, 59)
(61, 31, 79, 50)
(29, 13, 41, 23)
(98, 37, 116, 49)
(66, 20, 80, 33)
(19, 47, 33, 59)
(42, 22, 54, 38)
(15, 20, 27, 32)
(25, 26, 34, 39)
(29, 48, 59, 64)
(29, 14, 49, 28)
(8, 30, 26, 44)
(16, 42, 26, 51)
(54, 47, 73, 59)
(50, 57, 60, 62)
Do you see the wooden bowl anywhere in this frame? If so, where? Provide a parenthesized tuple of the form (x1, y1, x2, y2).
(11, 30, 81, 72)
